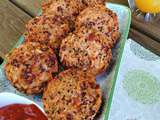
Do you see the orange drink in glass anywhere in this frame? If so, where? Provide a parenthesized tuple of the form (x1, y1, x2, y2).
(135, 0, 160, 13)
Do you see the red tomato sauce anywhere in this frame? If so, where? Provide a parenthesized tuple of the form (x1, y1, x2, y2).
(0, 104, 48, 120)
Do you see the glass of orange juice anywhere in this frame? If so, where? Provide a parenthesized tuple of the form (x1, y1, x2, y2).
(135, 0, 160, 13)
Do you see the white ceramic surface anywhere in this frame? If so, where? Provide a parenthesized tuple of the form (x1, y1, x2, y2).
(0, 92, 44, 113)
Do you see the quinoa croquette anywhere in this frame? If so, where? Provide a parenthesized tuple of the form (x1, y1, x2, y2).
(76, 5, 120, 47)
(59, 28, 112, 75)
(43, 69, 102, 120)
(42, 0, 85, 25)
(83, 0, 105, 6)
(5, 42, 58, 94)
(25, 15, 70, 49)
(42, 0, 84, 15)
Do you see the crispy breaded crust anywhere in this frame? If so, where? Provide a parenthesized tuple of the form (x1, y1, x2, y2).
(5, 42, 58, 94)
(76, 5, 120, 47)
(43, 69, 102, 120)
(59, 28, 112, 75)
(25, 15, 69, 49)
(83, 0, 105, 6)
(42, 0, 85, 22)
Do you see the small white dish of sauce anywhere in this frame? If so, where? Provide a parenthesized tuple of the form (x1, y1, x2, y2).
(0, 92, 47, 120)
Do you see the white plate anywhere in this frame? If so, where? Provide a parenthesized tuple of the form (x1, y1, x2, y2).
(0, 92, 44, 113)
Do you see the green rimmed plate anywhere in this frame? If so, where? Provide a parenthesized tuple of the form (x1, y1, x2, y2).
(0, 3, 131, 120)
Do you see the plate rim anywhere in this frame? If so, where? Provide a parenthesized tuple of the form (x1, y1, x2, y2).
(104, 3, 132, 120)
